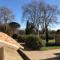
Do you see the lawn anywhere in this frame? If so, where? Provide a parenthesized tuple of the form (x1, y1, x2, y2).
(41, 39, 60, 51)
(41, 46, 60, 51)
(48, 39, 55, 44)
(21, 39, 60, 51)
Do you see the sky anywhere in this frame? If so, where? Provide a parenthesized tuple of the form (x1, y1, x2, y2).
(0, 0, 60, 30)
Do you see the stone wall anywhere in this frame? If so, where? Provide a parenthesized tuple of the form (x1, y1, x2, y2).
(55, 31, 60, 45)
(0, 47, 4, 60)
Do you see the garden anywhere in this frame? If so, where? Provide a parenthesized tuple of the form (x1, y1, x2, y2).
(17, 34, 60, 50)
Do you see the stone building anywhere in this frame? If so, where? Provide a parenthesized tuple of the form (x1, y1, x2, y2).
(0, 32, 24, 60)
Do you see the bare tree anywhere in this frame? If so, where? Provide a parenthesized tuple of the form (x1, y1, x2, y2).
(22, 1, 60, 45)
(0, 7, 15, 33)
(22, 2, 40, 34)
(38, 2, 60, 45)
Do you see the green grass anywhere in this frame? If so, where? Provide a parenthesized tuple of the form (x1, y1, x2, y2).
(41, 39, 60, 51)
(48, 39, 55, 43)
(23, 39, 60, 51)
(41, 46, 60, 51)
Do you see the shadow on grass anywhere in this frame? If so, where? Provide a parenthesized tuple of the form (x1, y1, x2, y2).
(43, 53, 60, 60)
(46, 43, 56, 46)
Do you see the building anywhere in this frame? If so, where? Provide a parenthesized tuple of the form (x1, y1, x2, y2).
(0, 32, 24, 60)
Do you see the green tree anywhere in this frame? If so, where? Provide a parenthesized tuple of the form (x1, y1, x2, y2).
(25, 20, 36, 34)
(9, 22, 20, 35)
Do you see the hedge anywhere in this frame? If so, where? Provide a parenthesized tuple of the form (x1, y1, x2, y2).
(18, 35, 26, 42)
(18, 35, 45, 50)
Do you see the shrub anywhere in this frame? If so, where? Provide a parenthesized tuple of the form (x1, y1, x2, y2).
(40, 34, 54, 40)
(12, 34, 18, 39)
(26, 35, 44, 50)
(40, 35, 45, 40)
(42, 40, 46, 47)
(17, 35, 45, 50)
(18, 35, 26, 42)
(48, 34, 54, 40)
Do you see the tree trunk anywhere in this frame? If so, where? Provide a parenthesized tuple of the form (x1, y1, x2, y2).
(4, 24, 7, 33)
(45, 26, 48, 46)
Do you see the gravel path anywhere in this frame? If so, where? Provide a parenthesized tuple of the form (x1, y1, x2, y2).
(24, 49, 60, 60)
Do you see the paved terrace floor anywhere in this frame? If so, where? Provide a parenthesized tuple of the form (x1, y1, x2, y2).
(23, 49, 60, 60)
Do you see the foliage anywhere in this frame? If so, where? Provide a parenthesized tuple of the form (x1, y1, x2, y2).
(25, 35, 44, 50)
(25, 20, 36, 34)
(18, 35, 26, 42)
(12, 34, 18, 39)
(22, 0, 60, 45)
(18, 30, 25, 35)
(18, 35, 45, 50)
(8, 22, 20, 35)
(9, 22, 20, 28)
(40, 34, 54, 40)
(0, 24, 11, 35)
(40, 35, 45, 40)
(0, 22, 20, 36)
